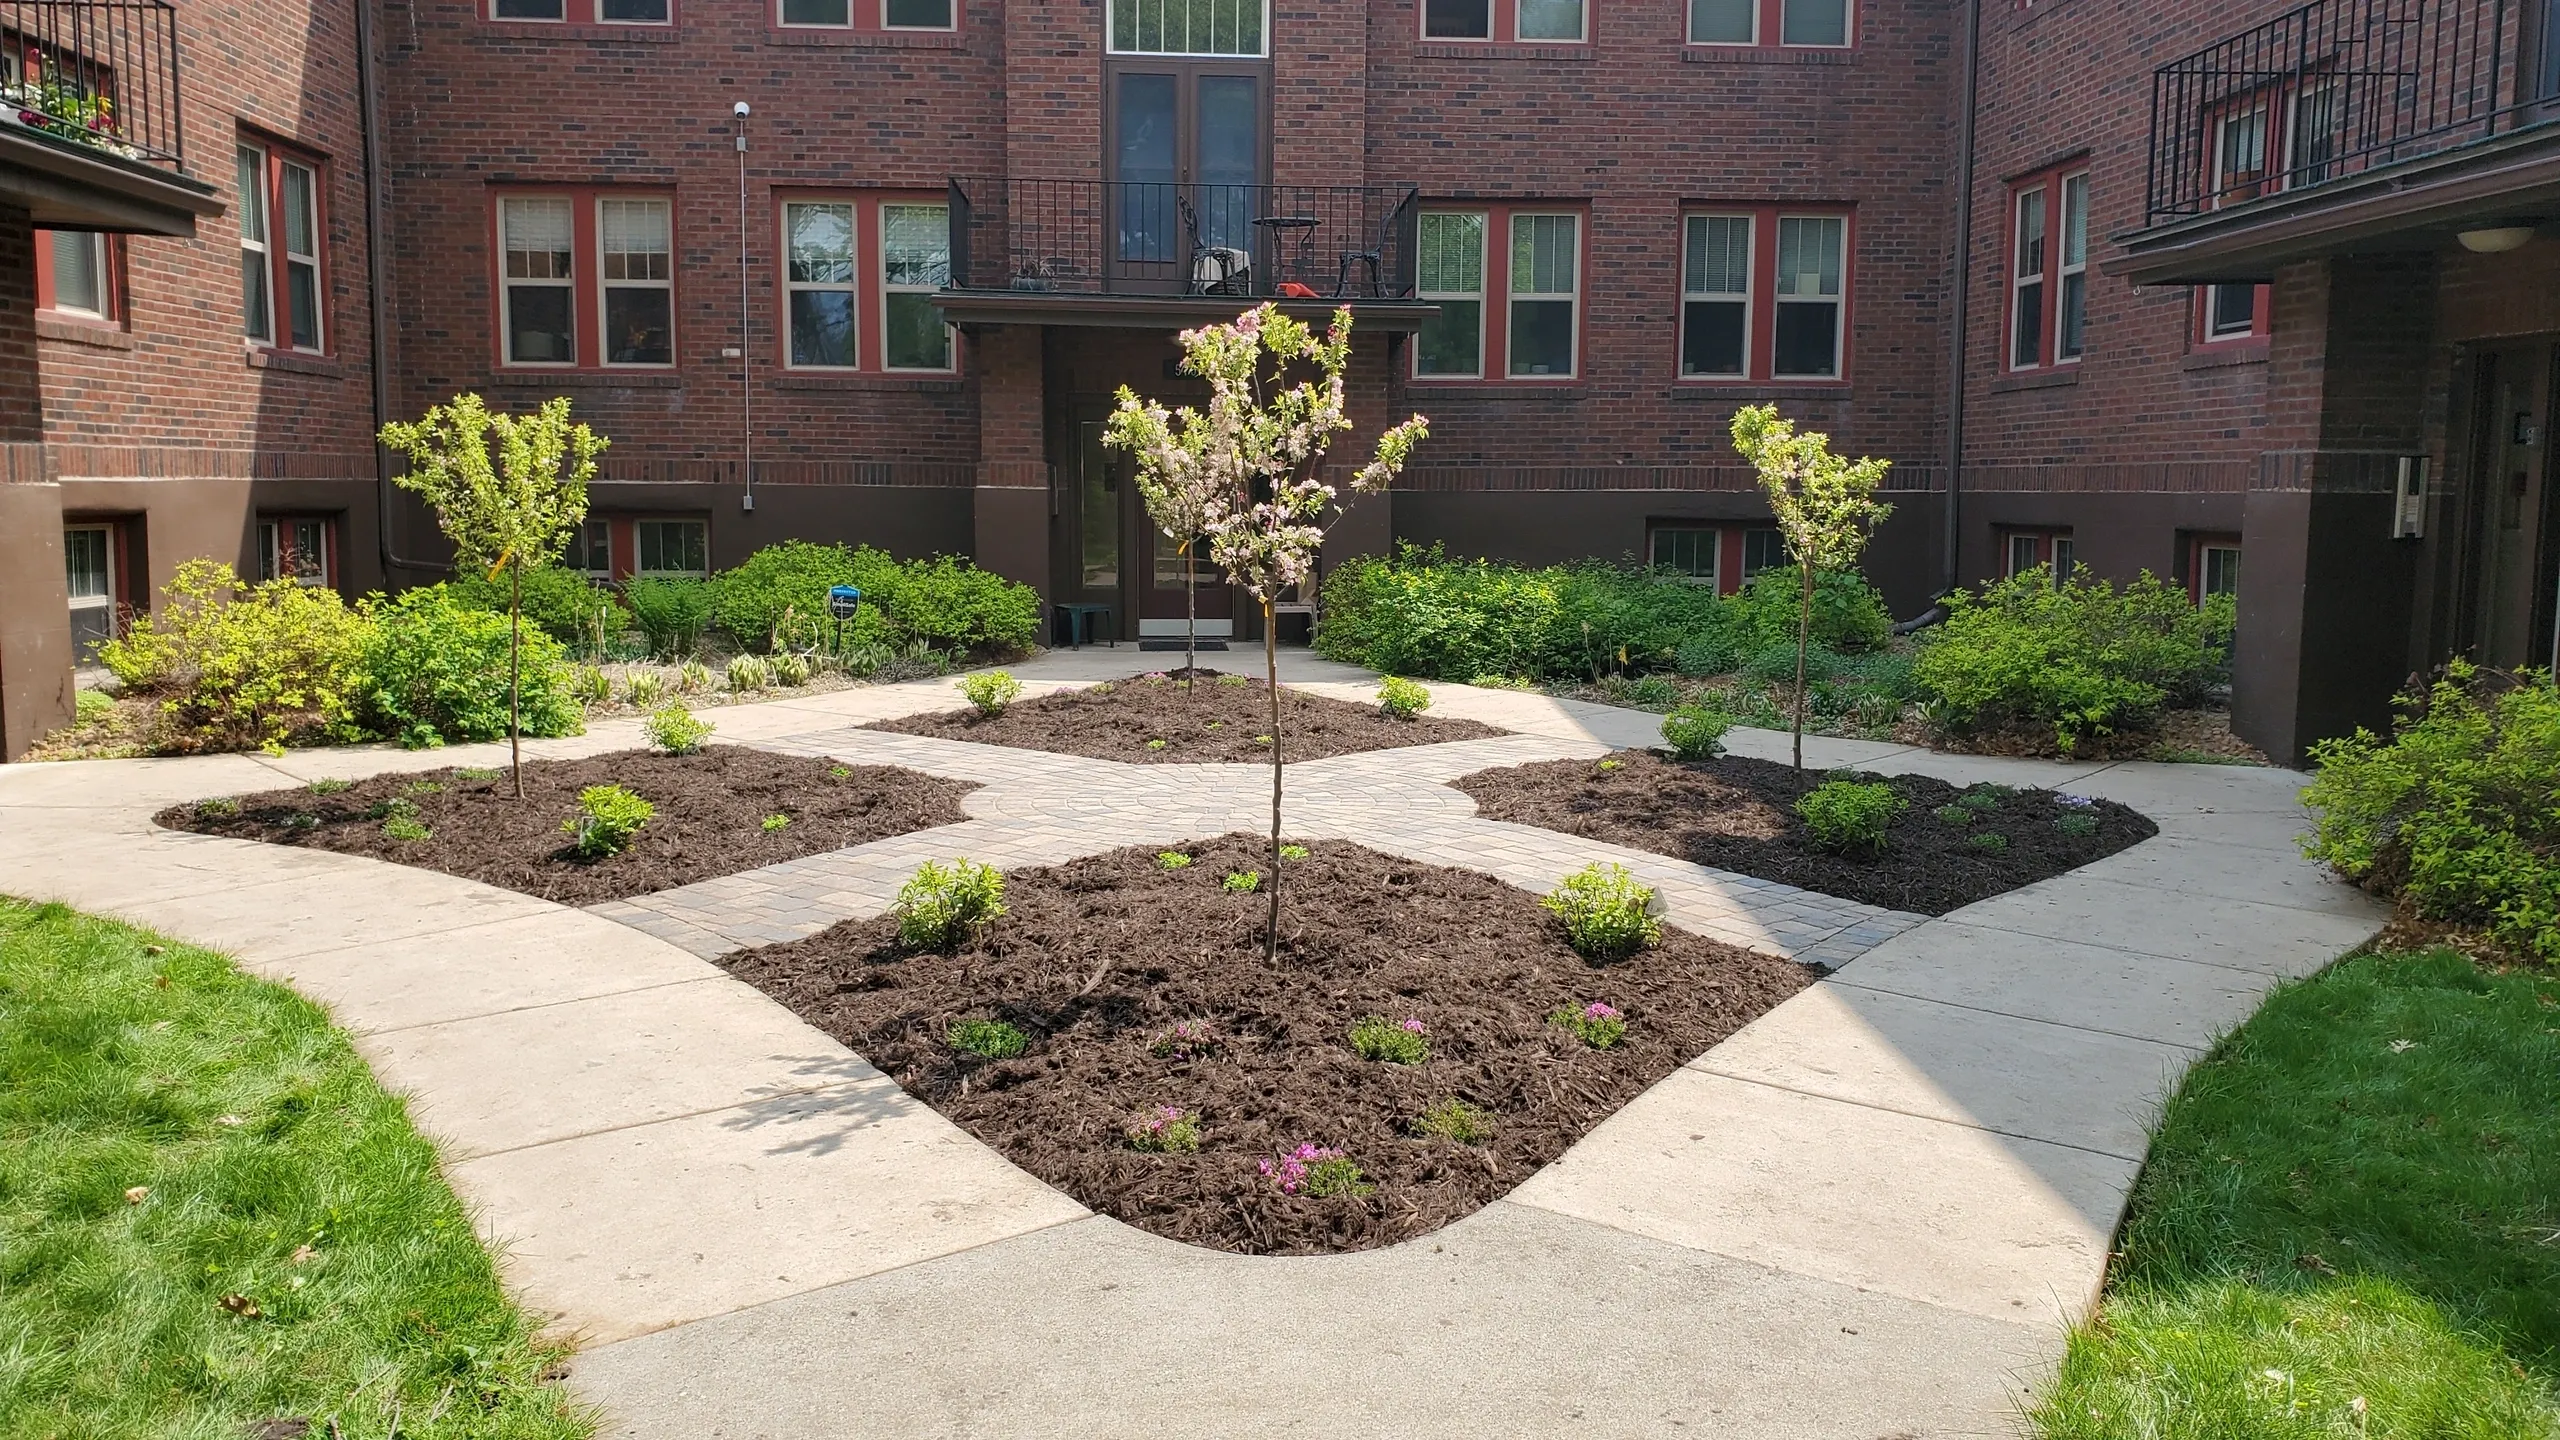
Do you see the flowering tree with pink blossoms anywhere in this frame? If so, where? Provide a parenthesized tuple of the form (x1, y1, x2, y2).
(1107, 304, 1428, 961)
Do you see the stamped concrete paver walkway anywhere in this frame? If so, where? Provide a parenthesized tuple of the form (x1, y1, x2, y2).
(0, 650, 2390, 1438)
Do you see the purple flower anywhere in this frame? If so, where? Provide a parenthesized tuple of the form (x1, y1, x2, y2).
(1400, 1018, 1427, 1034)
(2056, 793, 2096, 809)
(1583, 1002, 1622, 1022)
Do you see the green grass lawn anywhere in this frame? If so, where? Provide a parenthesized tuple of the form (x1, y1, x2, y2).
(0, 898, 589, 1440)
(2033, 948, 2560, 1439)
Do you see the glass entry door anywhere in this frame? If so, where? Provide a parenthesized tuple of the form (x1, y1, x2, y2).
(1061, 404, 1234, 640)
(1107, 63, 1266, 289)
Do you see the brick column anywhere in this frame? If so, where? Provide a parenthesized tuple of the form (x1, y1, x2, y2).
(0, 205, 73, 760)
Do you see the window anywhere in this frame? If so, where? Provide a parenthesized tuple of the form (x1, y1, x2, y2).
(786, 201, 857, 368)
(1773, 214, 1845, 379)
(1414, 211, 1485, 377)
(2002, 528, 2074, 583)
(490, 0, 672, 22)
(636, 519, 709, 576)
(1742, 527, 1787, 579)
(2212, 105, 2269, 208)
(1680, 214, 1751, 378)
(237, 139, 326, 352)
(1507, 212, 1578, 378)
(259, 517, 335, 588)
(2198, 282, 2269, 344)
(1650, 525, 1718, 584)
(2006, 166, 2088, 370)
(500, 196, 576, 365)
(1108, 0, 1267, 55)
(1422, 0, 1585, 43)
(280, 159, 322, 350)
(237, 143, 271, 345)
(778, 0, 954, 29)
(599, 197, 673, 366)
(36, 230, 115, 320)
(1688, 0, 1850, 46)
(881, 203, 953, 371)
(779, 195, 954, 373)
(2286, 83, 2336, 188)
(2190, 536, 2241, 601)
(571, 518, 614, 578)
(65, 524, 117, 662)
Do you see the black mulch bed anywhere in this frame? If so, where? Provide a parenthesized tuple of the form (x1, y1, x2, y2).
(717, 833, 1813, 1255)
(156, 747, 978, 906)
(869, 671, 1503, 763)
(1454, 749, 2157, 916)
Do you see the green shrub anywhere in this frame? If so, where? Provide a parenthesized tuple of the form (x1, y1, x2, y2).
(99, 559, 368, 752)
(1660, 704, 1731, 761)
(195, 796, 241, 819)
(1413, 1098, 1494, 1144)
(72, 690, 113, 726)
(1913, 568, 2229, 753)
(1376, 675, 1432, 719)
(1301, 1156, 1373, 1199)
(1674, 629, 1746, 678)
(770, 653, 811, 687)
(894, 859, 1007, 950)
(2056, 812, 2100, 838)
(624, 576, 713, 658)
(726, 654, 772, 692)
(564, 784, 652, 859)
(1157, 851, 1193, 870)
(1549, 1000, 1628, 1049)
(1541, 863, 1663, 960)
(947, 1018, 1028, 1060)
(449, 563, 621, 649)
(644, 703, 713, 755)
(1349, 1016, 1430, 1065)
(1222, 871, 1262, 894)
(960, 669, 1024, 716)
(710, 540, 862, 651)
(1125, 1105, 1201, 1154)
(1314, 543, 1726, 681)
(856, 552, 1040, 654)
(2302, 663, 2560, 963)
(1742, 639, 1843, 687)
(355, 586, 582, 750)
(673, 659, 713, 694)
(1724, 567, 1893, 656)
(378, 797, 431, 842)
(570, 664, 611, 705)
(1971, 831, 2010, 852)
(1279, 844, 1310, 861)
(622, 669, 664, 707)
(1934, 803, 1974, 826)
(761, 813, 790, 833)
(1795, 779, 1906, 855)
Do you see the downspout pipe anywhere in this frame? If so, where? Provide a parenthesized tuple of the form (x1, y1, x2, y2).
(1938, 0, 1983, 598)
(357, 0, 443, 583)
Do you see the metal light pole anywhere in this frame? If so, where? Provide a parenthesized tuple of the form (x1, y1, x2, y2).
(736, 100, 756, 514)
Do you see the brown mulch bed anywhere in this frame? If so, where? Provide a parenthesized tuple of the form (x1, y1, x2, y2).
(718, 833, 1813, 1255)
(1454, 750, 2157, 916)
(869, 671, 1503, 763)
(1894, 702, 2272, 765)
(155, 747, 977, 905)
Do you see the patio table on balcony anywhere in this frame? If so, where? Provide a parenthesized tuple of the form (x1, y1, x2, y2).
(1252, 214, 1322, 295)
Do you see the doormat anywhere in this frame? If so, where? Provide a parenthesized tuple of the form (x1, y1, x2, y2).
(1139, 639, 1230, 652)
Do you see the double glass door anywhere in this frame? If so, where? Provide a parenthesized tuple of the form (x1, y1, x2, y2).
(1066, 407, 1233, 638)
(1107, 63, 1266, 287)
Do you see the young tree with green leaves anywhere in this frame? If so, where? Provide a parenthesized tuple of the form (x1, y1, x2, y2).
(380, 393, 608, 796)
(1101, 377, 1221, 681)
(1109, 305, 1429, 962)
(1729, 404, 1893, 771)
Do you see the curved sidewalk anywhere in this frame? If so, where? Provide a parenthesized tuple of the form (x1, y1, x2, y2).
(0, 655, 2389, 1438)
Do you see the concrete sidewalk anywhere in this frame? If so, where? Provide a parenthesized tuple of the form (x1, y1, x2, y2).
(0, 654, 2389, 1438)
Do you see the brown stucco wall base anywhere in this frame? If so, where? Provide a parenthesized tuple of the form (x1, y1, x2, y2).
(0, 482, 73, 760)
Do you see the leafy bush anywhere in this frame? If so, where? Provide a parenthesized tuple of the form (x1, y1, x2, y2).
(624, 576, 713, 658)
(1150, 1020, 1220, 1059)
(674, 660, 713, 694)
(1222, 870, 1262, 894)
(710, 540, 862, 651)
(1349, 1016, 1431, 1065)
(1913, 568, 2230, 753)
(564, 784, 653, 859)
(1970, 831, 2010, 852)
(1660, 704, 1731, 761)
(450, 564, 621, 650)
(355, 587, 582, 750)
(761, 813, 790, 832)
(1301, 1155, 1374, 1199)
(1157, 851, 1194, 870)
(1722, 567, 1893, 656)
(960, 669, 1024, 716)
(947, 1018, 1028, 1060)
(2057, 812, 2099, 839)
(99, 560, 368, 752)
(644, 703, 713, 755)
(726, 655, 772, 692)
(1316, 544, 1727, 681)
(378, 797, 431, 842)
(2302, 663, 2560, 962)
(771, 653, 811, 687)
(850, 551, 1040, 654)
(622, 669, 664, 707)
(570, 664, 611, 705)
(73, 690, 113, 726)
(1259, 1143, 1371, 1197)
(1795, 780, 1906, 855)
(1413, 1098, 1493, 1144)
(1541, 862, 1663, 960)
(1125, 1105, 1202, 1154)
(893, 859, 1007, 951)
(1549, 1000, 1627, 1049)
(1376, 676, 1432, 719)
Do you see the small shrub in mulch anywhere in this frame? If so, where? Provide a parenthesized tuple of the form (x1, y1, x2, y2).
(868, 671, 1503, 763)
(1454, 750, 2157, 916)
(716, 834, 1813, 1256)
(156, 747, 977, 905)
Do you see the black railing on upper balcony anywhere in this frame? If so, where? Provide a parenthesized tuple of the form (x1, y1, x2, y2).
(948, 177, 1421, 303)
(0, 0, 185, 169)
(2146, 0, 2555, 222)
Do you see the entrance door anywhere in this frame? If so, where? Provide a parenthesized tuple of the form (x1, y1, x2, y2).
(1059, 398, 1236, 642)
(1106, 63, 1266, 290)
(2455, 343, 2560, 670)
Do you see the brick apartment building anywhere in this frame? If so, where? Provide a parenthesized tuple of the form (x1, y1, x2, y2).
(3, 0, 2557, 763)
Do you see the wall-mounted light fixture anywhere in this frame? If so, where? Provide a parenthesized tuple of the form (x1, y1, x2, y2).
(2457, 224, 2536, 254)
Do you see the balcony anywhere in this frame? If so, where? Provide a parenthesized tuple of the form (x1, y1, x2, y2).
(936, 177, 1439, 331)
(2113, 0, 2560, 285)
(0, 0, 219, 236)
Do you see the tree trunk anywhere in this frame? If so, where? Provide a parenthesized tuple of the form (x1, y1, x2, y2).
(1792, 561, 1813, 773)
(1185, 541, 1197, 685)
(510, 563, 526, 797)
(1264, 598, 1281, 965)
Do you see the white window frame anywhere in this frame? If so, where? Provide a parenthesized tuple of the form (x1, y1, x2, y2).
(2200, 543, 2241, 598)
(1679, 212, 1753, 380)
(1105, 0, 1271, 56)
(784, 200, 859, 370)
(2008, 186, 2046, 372)
(573, 518, 615, 578)
(65, 524, 116, 656)
(2056, 170, 2088, 364)
(2283, 81, 2336, 190)
(238, 141, 273, 345)
(1413, 209, 1487, 380)
(1505, 210, 1580, 381)
(1649, 524, 1719, 585)
(2203, 283, 2260, 342)
(1512, 0, 1588, 42)
(279, 157, 324, 353)
(260, 517, 334, 588)
(1687, 0, 1759, 45)
(597, 196, 674, 369)
(500, 195, 577, 368)
(635, 518, 709, 577)
(879, 202, 955, 373)
(47, 230, 109, 319)
(1778, 0, 1852, 48)
(2212, 105, 2269, 209)
(1771, 212, 1846, 381)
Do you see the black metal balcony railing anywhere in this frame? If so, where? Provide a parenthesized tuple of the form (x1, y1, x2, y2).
(948, 177, 1421, 302)
(2146, 0, 2549, 222)
(0, 0, 185, 169)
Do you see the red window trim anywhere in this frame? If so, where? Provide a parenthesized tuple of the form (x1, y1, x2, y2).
(772, 0, 957, 33)
(1999, 527, 2075, 580)
(2002, 162, 2087, 373)
(484, 0, 677, 25)
(1684, 0, 1857, 50)
(2186, 532, 2242, 603)
(2193, 282, 2270, 348)
(239, 133, 330, 356)
(258, 514, 340, 590)
(1644, 521, 1787, 596)
(1408, 202, 1588, 386)
(770, 189, 959, 375)
(32, 228, 124, 325)
(1673, 204, 1855, 386)
(1418, 0, 1590, 45)
(490, 186, 679, 372)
